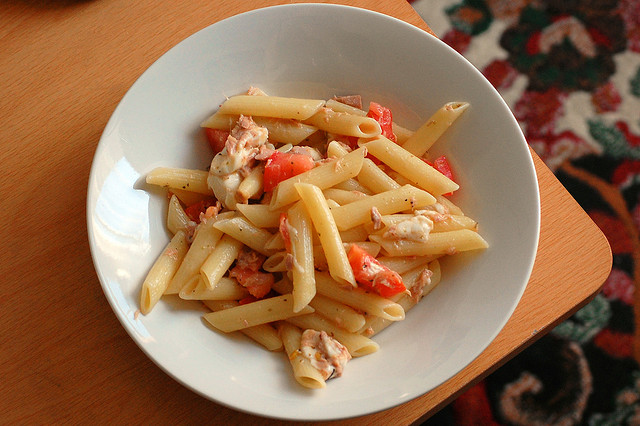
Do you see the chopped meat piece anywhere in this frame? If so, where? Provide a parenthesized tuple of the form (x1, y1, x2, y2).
(370, 206, 383, 231)
(207, 116, 269, 209)
(410, 268, 433, 302)
(290, 145, 323, 161)
(332, 94, 362, 109)
(300, 329, 351, 380)
(229, 248, 273, 299)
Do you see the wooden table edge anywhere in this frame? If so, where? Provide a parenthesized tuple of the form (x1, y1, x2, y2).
(402, 149, 613, 424)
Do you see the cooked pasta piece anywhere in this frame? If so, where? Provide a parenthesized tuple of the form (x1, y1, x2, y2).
(361, 136, 459, 196)
(235, 203, 283, 229)
(146, 167, 211, 195)
(213, 216, 275, 256)
(204, 300, 283, 351)
(370, 229, 488, 256)
(401, 102, 469, 157)
(252, 116, 319, 145)
(218, 95, 325, 120)
(287, 202, 316, 312)
(304, 107, 381, 138)
(139, 230, 189, 314)
(165, 217, 224, 294)
(279, 323, 326, 389)
(200, 234, 243, 288)
(203, 294, 314, 332)
(330, 185, 436, 231)
(166, 194, 193, 235)
(286, 313, 379, 357)
(179, 276, 249, 300)
(295, 183, 355, 287)
(314, 271, 404, 322)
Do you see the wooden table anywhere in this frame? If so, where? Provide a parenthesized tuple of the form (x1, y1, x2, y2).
(0, 0, 611, 424)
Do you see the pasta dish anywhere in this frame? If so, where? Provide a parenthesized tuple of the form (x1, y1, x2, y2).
(138, 87, 487, 389)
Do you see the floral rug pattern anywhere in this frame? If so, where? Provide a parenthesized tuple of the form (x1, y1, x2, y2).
(409, 0, 640, 424)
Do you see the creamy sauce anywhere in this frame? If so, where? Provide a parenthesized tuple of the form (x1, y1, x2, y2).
(300, 329, 351, 380)
(207, 115, 269, 209)
(383, 214, 434, 242)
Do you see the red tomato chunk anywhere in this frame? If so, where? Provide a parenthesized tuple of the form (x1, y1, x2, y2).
(263, 151, 315, 192)
(204, 128, 230, 154)
(347, 244, 405, 298)
(367, 102, 397, 143)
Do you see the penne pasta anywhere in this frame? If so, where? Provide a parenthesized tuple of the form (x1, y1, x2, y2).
(295, 183, 355, 288)
(314, 271, 404, 322)
(322, 188, 368, 205)
(361, 136, 459, 196)
(401, 102, 469, 157)
(324, 98, 366, 116)
(218, 95, 325, 120)
(362, 260, 442, 337)
(370, 229, 488, 257)
(287, 202, 316, 312)
(330, 184, 436, 231)
(139, 231, 189, 315)
(237, 163, 264, 202)
(166, 194, 193, 235)
(392, 122, 414, 144)
(325, 140, 400, 194)
(200, 234, 243, 288)
(304, 107, 382, 138)
(146, 167, 211, 195)
(357, 158, 402, 194)
(165, 217, 224, 294)
(204, 300, 283, 351)
(179, 276, 249, 300)
(377, 255, 438, 274)
(263, 251, 289, 272)
(279, 323, 326, 389)
(200, 111, 238, 130)
(377, 213, 478, 233)
(169, 187, 210, 207)
(235, 203, 283, 229)
(331, 177, 373, 194)
(203, 293, 314, 332)
(213, 216, 275, 256)
(286, 313, 379, 357)
(252, 116, 318, 145)
(272, 278, 365, 333)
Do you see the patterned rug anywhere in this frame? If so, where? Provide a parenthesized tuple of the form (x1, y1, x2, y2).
(409, 1, 640, 424)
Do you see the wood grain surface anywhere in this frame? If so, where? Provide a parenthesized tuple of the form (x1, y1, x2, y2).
(0, 0, 610, 424)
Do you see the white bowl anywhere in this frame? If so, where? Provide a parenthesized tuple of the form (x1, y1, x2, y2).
(87, 4, 539, 421)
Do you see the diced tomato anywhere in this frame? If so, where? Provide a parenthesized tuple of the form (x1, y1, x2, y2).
(367, 102, 397, 143)
(433, 155, 454, 181)
(204, 128, 229, 154)
(184, 197, 218, 222)
(279, 213, 293, 253)
(347, 244, 405, 297)
(263, 151, 315, 192)
(425, 155, 455, 196)
(229, 267, 274, 299)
